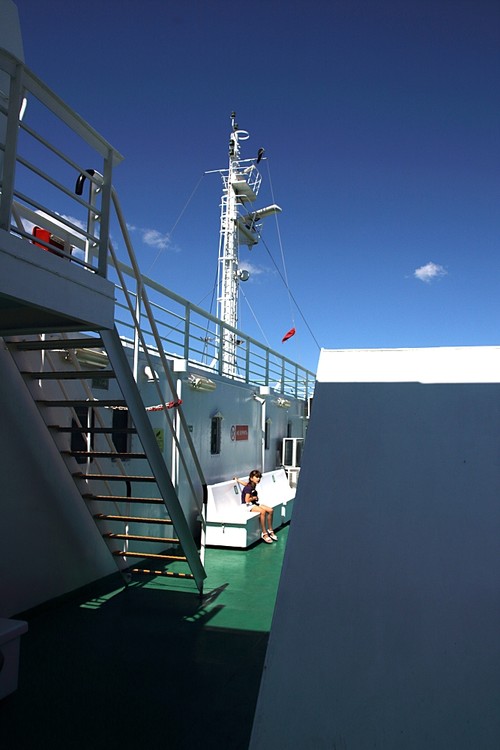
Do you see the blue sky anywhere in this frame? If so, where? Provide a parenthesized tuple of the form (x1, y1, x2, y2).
(12, 0, 500, 374)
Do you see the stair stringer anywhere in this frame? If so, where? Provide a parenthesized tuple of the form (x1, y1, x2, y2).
(100, 327, 206, 591)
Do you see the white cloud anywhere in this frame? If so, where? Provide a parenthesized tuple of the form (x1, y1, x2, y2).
(414, 261, 447, 283)
(127, 225, 175, 253)
(239, 260, 264, 277)
(58, 213, 86, 232)
(141, 228, 171, 251)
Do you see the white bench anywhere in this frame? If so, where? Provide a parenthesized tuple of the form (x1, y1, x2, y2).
(259, 468, 296, 524)
(204, 468, 295, 548)
(0, 618, 28, 700)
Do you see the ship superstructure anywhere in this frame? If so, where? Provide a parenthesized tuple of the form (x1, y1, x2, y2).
(0, 0, 314, 617)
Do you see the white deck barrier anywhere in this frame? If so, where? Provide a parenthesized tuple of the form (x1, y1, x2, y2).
(259, 469, 296, 523)
(205, 468, 295, 548)
(251, 346, 500, 750)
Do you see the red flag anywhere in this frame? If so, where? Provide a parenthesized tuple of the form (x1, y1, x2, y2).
(282, 327, 296, 343)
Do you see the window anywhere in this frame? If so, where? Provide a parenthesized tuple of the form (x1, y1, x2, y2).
(210, 415, 222, 455)
(265, 419, 271, 450)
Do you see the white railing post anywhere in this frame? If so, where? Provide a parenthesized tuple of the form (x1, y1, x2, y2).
(0, 62, 23, 231)
(133, 281, 142, 381)
(246, 340, 251, 383)
(184, 304, 191, 361)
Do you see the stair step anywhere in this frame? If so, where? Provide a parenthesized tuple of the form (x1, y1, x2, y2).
(74, 472, 155, 482)
(8, 333, 203, 591)
(10, 337, 103, 351)
(23, 369, 115, 380)
(94, 513, 174, 526)
(130, 568, 195, 580)
(65, 450, 146, 459)
(84, 494, 165, 505)
(113, 550, 187, 562)
(40, 399, 127, 408)
(103, 532, 179, 544)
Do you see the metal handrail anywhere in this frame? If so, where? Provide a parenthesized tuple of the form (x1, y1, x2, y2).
(108, 188, 207, 524)
(110, 266, 315, 399)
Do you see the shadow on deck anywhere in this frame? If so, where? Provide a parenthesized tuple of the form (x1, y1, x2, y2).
(1, 526, 288, 750)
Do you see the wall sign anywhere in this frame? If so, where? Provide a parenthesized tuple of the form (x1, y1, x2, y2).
(154, 428, 164, 451)
(231, 424, 249, 441)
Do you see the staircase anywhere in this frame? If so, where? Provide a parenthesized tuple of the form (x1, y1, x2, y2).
(0, 61, 208, 596)
(4, 328, 207, 593)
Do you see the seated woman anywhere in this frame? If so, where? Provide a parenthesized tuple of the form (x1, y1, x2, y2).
(233, 469, 277, 544)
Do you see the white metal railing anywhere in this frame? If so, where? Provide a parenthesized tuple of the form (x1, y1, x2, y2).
(111, 264, 315, 400)
(220, 158, 262, 198)
(0, 47, 121, 277)
(0, 48, 315, 402)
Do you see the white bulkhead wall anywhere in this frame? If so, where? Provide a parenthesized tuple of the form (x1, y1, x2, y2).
(251, 346, 500, 749)
(140, 366, 294, 484)
(0, 342, 115, 618)
(131, 348, 303, 487)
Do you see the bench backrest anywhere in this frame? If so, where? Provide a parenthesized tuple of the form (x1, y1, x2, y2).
(207, 480, 242, 517)
(259, 468, 295, 504)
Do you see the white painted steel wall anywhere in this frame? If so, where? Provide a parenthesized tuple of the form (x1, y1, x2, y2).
(251, 347, 500, 749)
(0, 344, 115, 617)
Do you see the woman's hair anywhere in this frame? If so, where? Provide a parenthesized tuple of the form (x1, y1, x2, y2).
(249, 470, 262, 480)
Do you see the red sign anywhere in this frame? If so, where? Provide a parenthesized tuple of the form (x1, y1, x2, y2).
(231, 424, 249, 441)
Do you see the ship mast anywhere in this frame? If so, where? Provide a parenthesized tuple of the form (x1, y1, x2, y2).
(216, 112, 281, 377)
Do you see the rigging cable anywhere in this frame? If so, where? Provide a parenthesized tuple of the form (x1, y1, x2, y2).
(266, 160, 295, 329)
(241, 158, 321, 352)
(239, 285, 271, 347)
(146, 173, 205, 274)
(257, 230, 321, 350)
(200, 265, 220, 361)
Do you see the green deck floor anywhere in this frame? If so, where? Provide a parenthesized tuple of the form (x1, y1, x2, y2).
(1, 526, 288, 750)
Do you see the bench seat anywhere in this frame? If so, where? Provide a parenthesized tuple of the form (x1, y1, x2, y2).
(259, 469, 296, 524)
(205, 469, 295, 548)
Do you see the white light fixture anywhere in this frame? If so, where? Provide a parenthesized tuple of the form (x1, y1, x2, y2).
(188, 374, 217, 392)
(73, 348, 108, 369)
(144, 366, 159, 382)
(275, 397, 291, 409)
(236, 268, 250, 282)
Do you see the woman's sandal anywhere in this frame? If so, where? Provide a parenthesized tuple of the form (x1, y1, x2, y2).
(267, 529, 278, 541)
(261, 532, 273, 544)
